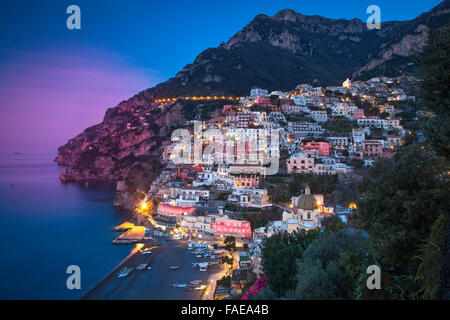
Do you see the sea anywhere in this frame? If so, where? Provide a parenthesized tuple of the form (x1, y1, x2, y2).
(0, 153, 133, 299)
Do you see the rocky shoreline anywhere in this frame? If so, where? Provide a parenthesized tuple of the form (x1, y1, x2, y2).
(55, 93, 191, 208)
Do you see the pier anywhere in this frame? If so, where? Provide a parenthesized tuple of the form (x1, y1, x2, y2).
(112, 225, 151, 244)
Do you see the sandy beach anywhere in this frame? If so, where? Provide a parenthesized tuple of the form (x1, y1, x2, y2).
(82, 238, 225, 300)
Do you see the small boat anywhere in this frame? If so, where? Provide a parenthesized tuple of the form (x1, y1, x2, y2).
(117, 267, 134, 278)
(192, 285, 206, 290)
(140, 248, 152, 255)
(190, 280, 202, 285)
(170, 283, 186, 288)
(147, 266, 152, 270)
(169, 265, 181, 270)
(137, 263, 148, 270)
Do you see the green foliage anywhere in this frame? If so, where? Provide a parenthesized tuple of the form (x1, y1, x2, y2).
(338, 251, 366, 288)
(353, 146, 449, 272)
(338, 248, 383, 299)
(269, 95, 280, 105)
(415, 213, 448, 299)
(248, 287, 280, 300)
(417, 26, 450, 117)
(242, 271, 258, 293)
(348, 158, 364, 169)
(416, 26, 450, 158)
(221, 255, 233, 265)
(322, 120, 354, 134)
(288, 230, 369, 299)
(217, 276, 232, 288)
(422, 117, 450, 159)
(261, 229, 320, 297)
(322, 215, 345, 235)
(224, 236, 236, 253)
(270, 173, 338, 203)
(242, 208, 279, 230)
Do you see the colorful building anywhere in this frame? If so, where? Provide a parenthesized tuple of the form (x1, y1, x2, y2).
(363, 140, 383, 157)
(211, 217, 252, 238)
(301, 141, 330, 156)
(235, 175, 260, 188)
(157, 203, 195, 219)
(286, 151, 314, 173)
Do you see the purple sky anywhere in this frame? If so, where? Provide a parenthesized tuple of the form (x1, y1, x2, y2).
(0, 48, 161, 154)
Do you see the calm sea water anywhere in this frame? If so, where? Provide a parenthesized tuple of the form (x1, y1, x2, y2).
(0, 153, 133, 299)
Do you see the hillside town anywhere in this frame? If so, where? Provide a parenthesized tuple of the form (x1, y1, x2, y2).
(118, 74, 421, 299)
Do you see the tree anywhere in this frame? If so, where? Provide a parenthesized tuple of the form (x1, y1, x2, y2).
(217, 275, 231, 288)
(241, 271, 258, 294)
(248, 287, 280, 300)
(415, 213, 448, 299)
(322, 215, 345, 235)
(269, 95, 280, 105)
(221, 255, 233, 266)
(224, 236, 236, 254)
(415, 25, 450, 300)
(352, 146, 448, 273)
(416, 26, 450, 158)
(261, 229, 319, 297)
(287, 229, 369, 300)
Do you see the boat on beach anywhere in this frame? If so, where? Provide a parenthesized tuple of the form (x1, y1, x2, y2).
(170, 283, 187, 288)
(140, 248, 152, 255)
(137, 263, 148, 270)
(169, 265, 181, 270)
(191, 285, 206, 290)
(117, 267, 134, 278)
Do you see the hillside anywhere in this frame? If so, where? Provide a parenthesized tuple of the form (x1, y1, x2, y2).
(56, 1, 450, 185)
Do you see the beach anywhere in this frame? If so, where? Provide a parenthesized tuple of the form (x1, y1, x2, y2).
(83, 238, 226, 300)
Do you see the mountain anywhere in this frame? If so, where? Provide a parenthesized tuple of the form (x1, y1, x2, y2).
(56, 1, 450, 187)
(147, 0, 450, 97)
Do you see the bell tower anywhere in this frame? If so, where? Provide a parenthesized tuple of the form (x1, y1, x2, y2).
(305, 186, 310, 195)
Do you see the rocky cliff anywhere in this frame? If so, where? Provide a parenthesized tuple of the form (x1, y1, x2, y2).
(57, 97, 186, 182)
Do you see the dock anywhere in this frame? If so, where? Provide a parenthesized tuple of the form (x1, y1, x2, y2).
(114, 221, 135, 232)
(112, 226, 151, 244)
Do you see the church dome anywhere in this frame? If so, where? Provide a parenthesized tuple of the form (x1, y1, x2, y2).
(296, 193, 316, 210)
(294, 186, 317, 210)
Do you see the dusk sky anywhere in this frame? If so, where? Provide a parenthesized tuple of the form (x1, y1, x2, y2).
(0, 0, 443, 154)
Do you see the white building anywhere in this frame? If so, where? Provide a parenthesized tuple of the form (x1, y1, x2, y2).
(228, 188, 269, 208)
(310, 110, 328, 122)
(352, 129, 365, 145)
(250, 88, 268, 99)
(328, 136, 349, 147)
